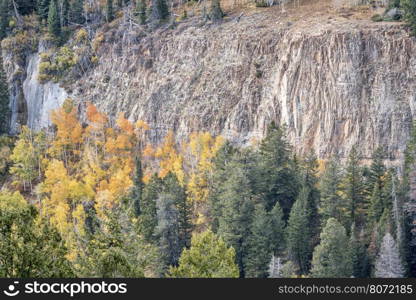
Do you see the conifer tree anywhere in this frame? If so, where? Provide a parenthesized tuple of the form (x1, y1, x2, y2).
(151, 0, 169, 22)
(163, 172, 192, 249)
(77, 207, 160, 277)
(209, 0, 223, 21)
(367, 147, 386, 192)
(375, 233, 405, 278)
(131, 156, 143, 216)
(155, 192, 181, 272)
(344, 147, 365, 229)
(37, 0, 50, 23)
(61, 0, 69, 26)
(0, 55, 9, 134)
(0, 0, 9, 39)
(301, 152, 320, 243)
(269, 201, 286, 255)
(0, 191, 74, 277)
(140, 174, 160, 242)
(47, 0, 61, 38)
(286, 185, 312, 274)
(136, 0, 146, 24)
(106, 0, 114, 22)
(319, 159, 347, 226)
(217, 158, 254, 277)
(208, 141, 236, 232)
(403, 0, 416, 35)
(310, 218, 352, 278)
(258, 123, 298, 217)
(368, 183, 384, 223)
(349, 224, 370, 278)
(70, 0, 84, 24)
(244, 204, 273, 278)
(169, 230, 239, 278)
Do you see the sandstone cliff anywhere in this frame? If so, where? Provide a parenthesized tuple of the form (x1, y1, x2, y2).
(5, 3, 416, 163)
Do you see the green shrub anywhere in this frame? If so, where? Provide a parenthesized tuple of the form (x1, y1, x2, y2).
(371, 14, 383, 22)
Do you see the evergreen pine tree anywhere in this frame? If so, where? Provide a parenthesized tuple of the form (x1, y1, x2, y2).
(0, 191, 74, 277)
(217, 158, 254, 277)
(47, 0, 61, 38)
(349, 224, 370, 278)
(151, 0, 169, 22)
(269, 201, 285, 255)
(319, 158, 348, 226)
(61, 0, 69, 26)
(106, 0, 114, 22)
(131, 156, 143, 216)
(0, 55, 9, 134)
(163, 172, 192, 249)
(77, 206, 160, 277)
(209, 0, 223, 21)
(258, 123, 299, 217)
(301, 152, 320, 245)
(169, 230, 239, 278)
(310, 218, 352, 278)
(140, 174, 160, 242)
(155, 192, 181, 271)
(367, 147, 386, 192)
(135, 0, 146, 24)
(37, 0, 50, 24)
(244, 204, 273, 278)
(70, 0, 84, 24)
(286, 185, 312, 274)
(368, 183, 384, 223)
(403, 0, 416, 35)
(344, 147, 366, 229)
(208, 141, 236, 232)
(375, 233, 405, 278)
(0, 0, 9, 39)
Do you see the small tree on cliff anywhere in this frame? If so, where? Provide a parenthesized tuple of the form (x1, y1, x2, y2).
(47, 0, 61, 39)
(210, 0, 223, 21)
(0, 0, 9, 39)
(151, 0, 169, 23)
(61, 0, 70, 26)
(403, 0, 416, 35)
(135, 0, 146, 24)
(106, 0, 114, 22)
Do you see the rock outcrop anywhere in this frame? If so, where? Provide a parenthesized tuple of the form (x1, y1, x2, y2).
(5, 7, 416, 163)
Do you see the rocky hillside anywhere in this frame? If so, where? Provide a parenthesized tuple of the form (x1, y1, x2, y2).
(4, 1, 416, 162)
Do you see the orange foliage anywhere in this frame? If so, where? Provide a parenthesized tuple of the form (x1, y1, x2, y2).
(116, 112, 134, 135)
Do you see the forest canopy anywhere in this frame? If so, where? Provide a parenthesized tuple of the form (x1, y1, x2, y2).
(0, 100, 415, 278)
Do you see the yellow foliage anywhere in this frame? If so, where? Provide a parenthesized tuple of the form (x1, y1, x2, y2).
(143, 144, 155, 157)
(94, 190, 115, 219)
(135, 120, 150, 131)
(183, 132, 224, 227)
(116, 112, 134, 135)
(155, 131, 185, 184)
(75, 28, 88, 43)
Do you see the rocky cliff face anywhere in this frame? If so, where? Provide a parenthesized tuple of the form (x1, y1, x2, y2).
(5, 7, 416, 163)
(3, 44, 68, 134)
